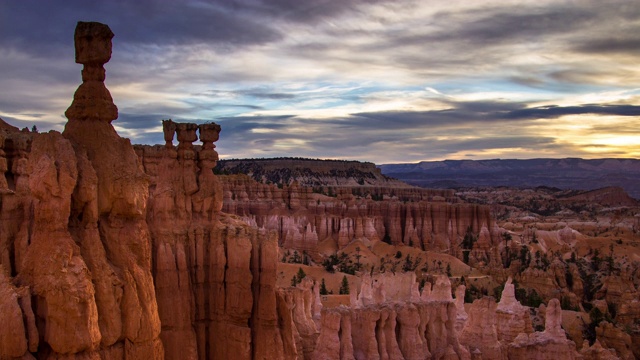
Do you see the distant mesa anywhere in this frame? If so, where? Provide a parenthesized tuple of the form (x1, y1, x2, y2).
(380, 158, 640, 199)
(215, 157, 410, 188)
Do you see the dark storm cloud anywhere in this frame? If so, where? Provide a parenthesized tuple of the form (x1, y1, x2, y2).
(0, 0, 280, 55)
(240, 92, 296, 100)
(500, 104, 640, 120)
(574, 38, 640, 55)
(350, 102, 640, 129)
(199, 89, 296, 100)
(188, 98, 634, 161)
(228, 0, 392, 24)
(0, 0, 392, 56)
(385, 7, 593, 49)
(216, 115, 293, 132)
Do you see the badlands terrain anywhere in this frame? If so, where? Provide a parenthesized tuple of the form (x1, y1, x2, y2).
(1, 20, 639, 360)
(215, 158, 640, 359)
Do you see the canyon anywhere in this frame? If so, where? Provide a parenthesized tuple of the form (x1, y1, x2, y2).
(1, 21, 639, 360)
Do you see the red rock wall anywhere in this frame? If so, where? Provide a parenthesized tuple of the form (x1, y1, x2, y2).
(0, 119, 163, 358)
(313, 301, 469, 360)
(219, 175, 496, 261)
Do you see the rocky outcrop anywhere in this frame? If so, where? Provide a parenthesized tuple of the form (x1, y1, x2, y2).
(136, 120, 292, 359)
(274, 279, 321, 359)
(506, 299, 579, 359)
(314, 301, 469, 360)
(0, 266, 32, 359)
(455, 279, 586, 360)
(454, 285, 468, 333)
(459, 297, 505, 359)
(580, 340, 621, 360)
(495, 277, 533, 343)
(595, 322, 634, 360)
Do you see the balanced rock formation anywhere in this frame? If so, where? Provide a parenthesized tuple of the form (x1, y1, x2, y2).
(136, 120, 291, 359)
(0, 21, 163, 358)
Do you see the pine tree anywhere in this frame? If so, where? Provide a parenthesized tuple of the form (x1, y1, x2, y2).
(296, 267, 306, 282)
(291, 267, 306, 287)
(339, 275, 350, 295)
(319, 278, 328, 295)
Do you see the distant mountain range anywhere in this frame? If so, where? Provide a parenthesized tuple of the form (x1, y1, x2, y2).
(379, 158, 640, 199)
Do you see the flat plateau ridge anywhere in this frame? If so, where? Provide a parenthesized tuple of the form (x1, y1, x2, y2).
(379, 158, 640, 199)
(217, 157, 411, 188)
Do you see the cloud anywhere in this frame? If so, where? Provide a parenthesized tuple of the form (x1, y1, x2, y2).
(198, 89, 296, 100)
(2, 1, 640, 163)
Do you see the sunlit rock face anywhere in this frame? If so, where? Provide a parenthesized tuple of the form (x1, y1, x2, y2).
(0, 21, 285, 360)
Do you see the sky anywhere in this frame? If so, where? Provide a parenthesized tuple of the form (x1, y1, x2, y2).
(0, 0, 639, 164)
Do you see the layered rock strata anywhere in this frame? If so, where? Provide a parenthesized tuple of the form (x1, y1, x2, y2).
(219, 175, 497, 264)
(314, 291, 470, 359)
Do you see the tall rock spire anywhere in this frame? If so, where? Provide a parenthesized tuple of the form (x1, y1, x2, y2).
(65, 21, 118, 123)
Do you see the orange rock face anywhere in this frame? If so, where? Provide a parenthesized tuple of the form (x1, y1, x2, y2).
(0, 20, 288, 360)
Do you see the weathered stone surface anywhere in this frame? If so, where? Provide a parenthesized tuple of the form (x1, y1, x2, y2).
(312, 310, 341, 360)
(0, 265, 28, 358)
(495, 277, 533, 343)
(506, 299, 579, 359)
(596, 322, 634, 360)
(580, 340, 620, 360)
(313, 275, 469, 360)
(454, 285, 468, 333)
(459, 297, 505, 360)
